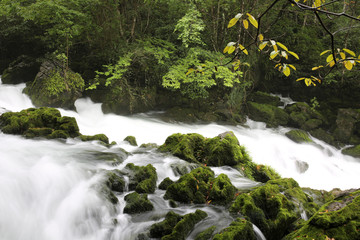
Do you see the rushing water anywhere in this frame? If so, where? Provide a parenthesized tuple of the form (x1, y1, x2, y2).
(1, 78, 360, 240)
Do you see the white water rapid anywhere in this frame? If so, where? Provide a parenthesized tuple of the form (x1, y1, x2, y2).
(1, 78, 360, 240)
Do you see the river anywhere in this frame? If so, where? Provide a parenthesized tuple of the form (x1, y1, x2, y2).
(0, 78, 359, 240)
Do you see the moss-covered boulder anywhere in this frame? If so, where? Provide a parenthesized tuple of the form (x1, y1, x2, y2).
(124, 135, 137, 146)
(164, 167, 236, 205)
(105, 170, 125, 193)
(333, 108, 360, 144)
(23, 59, 84, 109)
(79, 134, 109, 145)
(230, 178, 318, 240)
(309, 128, 336, 147)
(247, 101, 289, 128)
(149, 211, 182, 238)
(248, 91, 282, 107)
(194, 226, 216, 240)
(284, 189, 360, 240)
(212, 218, 256, 240)
(285, 102, 326, 131)
(123, 192, 154, 214)
(124, 163, 157, 194)
(1, 55, 40, 84)
(159, 177, 174, 190)
(285, 130, 313, 143)
(0, 107, 80, 138)
(151, 209, 207, 240)
(342, 145, 360, 158)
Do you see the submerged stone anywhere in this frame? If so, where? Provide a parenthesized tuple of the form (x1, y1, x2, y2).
(124, 192, 154, 214)
(285, 129, 313, 143)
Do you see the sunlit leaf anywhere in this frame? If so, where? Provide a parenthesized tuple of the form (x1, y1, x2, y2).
(283, 65, 290, 77)
(320, 50, 331, 56)
(228, 45, 236, 54)
(305, 78, 312, 86)
(343, 48, 356, 57)
(246, 13, 258, 28)
(326, 54, 334, 63)
(296, 77, 305, 81)
(270, 51, 279, 59)
(259, 41, 268, 51)
(235, 13, 243, 19)
(239, 44, 248, 55)
(281, 51, 288, 59)
(228, 18, 238, 28)
(344, 60, 353, 70)
(223, 46, 229, 53)
(270, 40, 276, 46)
(273, 44, 278, 52)
(289, 64, 296, 70)
(312, 65, 323, 70)
(276, 42, 288, 51)
(258, 34, 264, 41)
(340, 52, 346, 60)
(243, 19, 249, 29)
(288, 51, 299, 60)
(186, 68, 195, 75)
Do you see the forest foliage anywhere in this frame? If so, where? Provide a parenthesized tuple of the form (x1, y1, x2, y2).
(0, 0, 360, 103)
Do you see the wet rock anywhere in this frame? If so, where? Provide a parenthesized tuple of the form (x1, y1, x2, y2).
(1, 55, 40, 84)
(248, 91, 282, 107)
(158, 177, 174, 190)
(194, 226, 216, 240)
(230, 178, 318, 240)
(285, 102, 326, 130)
(342, 145, 360, 158)
(309, 128, 336, 147)
(247, 102, 289, 128)
(139, 143, 158, 149)
(0, 107, 80, 139)
(164, 167, 236, 205)
(285, 129, 313, 143)
(124, 163, 157, 194)
(79, 134, 109, 145)
(212, 218, 256, 240)
(23, 59, 84, 109)
(149, 211, 182, 238)
(105, 170, 125, 192)
(124, 135, 137, 146)
(333, 108, 360, 144)
(295, 160, 309, 174)
(124, 192, 154, 214)
(284, 189, 360, 240)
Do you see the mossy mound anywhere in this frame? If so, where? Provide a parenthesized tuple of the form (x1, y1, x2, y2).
(124, 135, 137, 146)
(0, 107, 80, 138)
(79, 134, 109, 144)
(164, 167, 236, 205)
(24, 59, 84, 109)
(150, 209, 207, 240)
(212, 218, 256, 240)
(285, 129, 313, 143)
(230, 178, 318, 240)
(159, 177, 174, 190)
(247, 101, 289, 128)
(342, 145, 360, 158)
(105, 170, 125, 193)
(123, 192, 154, 214)
(333, 108, 360, 145)
(248, 91, 282, 107)
(284, 189, 360, 240)
(194, 226, 216, 240)
(124, 163, 157, 194)
(285, 102, 326, 131)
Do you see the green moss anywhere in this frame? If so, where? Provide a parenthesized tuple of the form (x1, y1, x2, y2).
(194, 226, 216, 240)
(124, 163, 157, 194)
(302, 119, 323, 131)
(285, 102, 326, 130)
(209, 174, 237, 205)
(0, 107, 80, 139)
(286, 130, 313, 143)
(249, 91, 282, 106)
(149, 211, 182, 238)
(140, 143, 158, 149)
(247, 102, 289, 128)
(230, 178, 318, 240)
(159, 177, 174, 190)
(342, 145, 360, 158)
(79, 134, 109, 144)
(162, 209, 208, 240)
(105, 170, 125, 193)
(212, 218, 256, 240)
(123, 192, 154, 214)
(124, 135, 137, 146)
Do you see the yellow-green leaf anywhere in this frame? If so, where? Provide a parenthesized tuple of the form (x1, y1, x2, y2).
(312, 65, 323, 70)
(239, 44, 248, 55)
(305, 78, 312, 86)
(296, 77, 305, 82)
(283, 65, 291, 77)
(258, 34, 264, 41)
(273, 44, 278, 52)
(327, 60, 335, 67)
(259, 41, 268, 51)
(288, 51, 299, 60)
(289, 64, 296, 70)
(326, 54, 334, 63)
(276, 42, 288, 51)
(243, 19, 249, 29)
(343, 48, 356, 57)
(228, 18, 238, 28)
(228, 45, 236, 54)
(340, 52, 346, 60)
(186, 68, 195, 76)
(246, 13, 258, 28)
(270, 51, 279, 59)
(344, 60, 353, 70)
(320, 50, 331, 56)
(223, 46, 229, 53)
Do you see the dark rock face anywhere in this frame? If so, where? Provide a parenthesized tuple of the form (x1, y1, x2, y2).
(285, 102, 326, 131)
(247, 101, 289, 128)
(1, 55, 40, 84)
(334, 108, 360, 144)
(23, 59, 84, 109)
(248, 91, 282, 107)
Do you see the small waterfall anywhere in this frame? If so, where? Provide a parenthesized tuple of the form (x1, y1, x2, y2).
(253, 224, 267, 240)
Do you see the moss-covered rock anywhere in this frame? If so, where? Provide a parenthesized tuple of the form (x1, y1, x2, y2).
(149, 211, 182, 238)
(285, 102, 326, 131)
(161, 209, 208, 240)
(0, 107, 81, 138)
(309, 128, 336, 147)
(1, 55, 40, 84)
(159, 177, 174, 190)
(124, 163, 157, 194)
(124, 135, 137, 146)
(342, 145, 360, 158)
(164, 167, 236, 205)
(23, 59, 84, 109)
(212, 218, 256, 240)
(105, 170, 125, 193)
(79, 134, 109, 144)
(230, 178, 318, 240)
(247, 101, 289, 128)
(333, 108, 360, 144)
(194, 226, 216, 240)
(285, 130, 313, 143)
(284, 189, 360, 240)
(123, 192, 154, 214)
(248, 91, 282, 107)
(140, 142, 158, 149)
